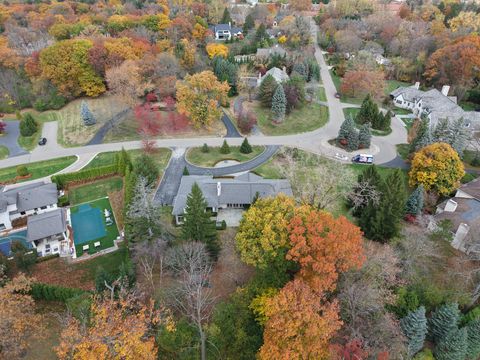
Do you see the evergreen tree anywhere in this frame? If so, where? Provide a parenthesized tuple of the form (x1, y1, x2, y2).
(337, 116, 356, 143)
(405, 185, 424, 216)
(202, 143, 210, 153)
(382, 111, 392, 131)
(350, 165, 383, 216)
(428, 303, 461, 344)
(258, 74, 278, 108)
(183, 166, 189, 175)
(434, 327, 468, 360)
(410, 119, 432, 154)
(220, 140, 231, 154)
(19, 113, 38, 137)
(449, 117, 470, 158)
(271, 85, 286, 122)
(306, 59, 320, 82)
(116, 148, 131, 176)
(95, 266, 115, 293)
(80, 100, 96, 126)
(358, 123, 371, 149)
(432, 118, 450, 143)
(346, 127, 359, 151)
(356, 94, 379, 126)
(133, 153, 158, 186)
(291, 62, 308, 81)
(372, 111, 384, 130)
(400, 306, 428, 358)
(465, 319, 480, 360)
(255, 23, 268, 43)
(182, 183, 219, 258)
(243, 14, 254, 34)
(240, 137, 252, 154)
(221, 8, 232, 24)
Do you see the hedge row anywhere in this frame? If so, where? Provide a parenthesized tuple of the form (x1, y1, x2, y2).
(52, 164, 118, 189)
(31, 282, 89, 302)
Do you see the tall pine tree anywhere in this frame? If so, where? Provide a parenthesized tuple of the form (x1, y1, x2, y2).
(221, 8, 232, 24)
(80, 100, 96, 126)
(405, 185, 424, 216)
(428, 303, 461, 344)
(337, 116, 357, 146)
(258, 75, 277, 108)
(271, 85, 286, 122)
(182, 183, 219, 259)
(240, 137, 252, 154)
(434, 327, 468, 360)
(356, 94, 379, 126)
(465, 319, 480, 360)
(410, 119, 431, 154)
(400, 306, 428, 358)
(358, 123, 371, 149)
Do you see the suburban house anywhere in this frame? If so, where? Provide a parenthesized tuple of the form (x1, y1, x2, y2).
(0, 181, 58, 231)
(255, 45, 287, 60)
(257, 66, 289, 87)
(27, 208, 71, 257)
(375, 54, 391, 66)
(212, 23, 243, 40)
(433, 178, 480, 254)
(390, 83, 480, 129)
(172, 173, 293, 225)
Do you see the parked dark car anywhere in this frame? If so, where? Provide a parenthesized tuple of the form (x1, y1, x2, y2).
(334, 92, 341, 99)
(38, 137, 47, 146)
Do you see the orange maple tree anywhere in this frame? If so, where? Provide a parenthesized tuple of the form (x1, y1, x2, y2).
(259, 279, 342, 360)
(340, 69, 385, 99)
(286, 206, 365, 293)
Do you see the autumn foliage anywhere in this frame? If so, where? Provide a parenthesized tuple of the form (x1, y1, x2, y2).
(340, 69, 385, 99)
(287, 206, 365, 293)
(409, 142, 464, 195)
(205, 43, 229, 59)
(259, 279, 342, 360)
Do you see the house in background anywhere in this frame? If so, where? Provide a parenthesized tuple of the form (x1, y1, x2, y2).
(172, 172, 293, 225)
(257, 66, 289, 87)
(433, 178, 480, 254)
(255, 45, 287, 60)
(390, 83, 480, 129)
(27, 208, 71, 257)
(0, 181, 58, 231)
(212, 23, 243, 40)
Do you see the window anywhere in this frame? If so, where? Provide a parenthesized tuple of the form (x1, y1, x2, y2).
(0, 224, 5, 230)
(20, 211, 26, 215)
(40, 206, 47, 210)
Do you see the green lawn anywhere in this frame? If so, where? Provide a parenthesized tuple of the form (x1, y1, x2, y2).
(75, 244, 128, 282)
(348, 163, 409, 184)
(397, 144, 410, 160)
(343, 107, 391, 136)
(68, 177, 123, 205)
(254, 159, 283, 179)
(85, 148, 171, 170)
(317, 87, 327, 102)
(186, 145, 265, 167)
(393, 106, 412, 116)
(18, 123, 43, 151)
(71, 197, 120, 256)
(0, 145, 9, 159)
(255, 103, 328, 135)
(385, 80, 410, 95)
(0, 156, 77, 183)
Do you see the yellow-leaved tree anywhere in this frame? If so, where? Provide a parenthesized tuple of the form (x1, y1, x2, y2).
(205, 43, 229, 59)
(409, 142, 464, 196)
(235, 194, 295, 270)
(176, 70, 229, 128)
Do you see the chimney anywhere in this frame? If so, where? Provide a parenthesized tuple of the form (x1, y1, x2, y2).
(414, 82, 420, 89)
(444, 199, 458, 212)
(217, 182, 221, 197)
(228, 21, 231, 27)
(282, 66, 286, 73)
(441, 85, 450, 97)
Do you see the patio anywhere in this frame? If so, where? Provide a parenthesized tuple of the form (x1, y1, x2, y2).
(216, 208, 245, 227)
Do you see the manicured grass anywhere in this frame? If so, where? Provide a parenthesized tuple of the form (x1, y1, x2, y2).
(0, 156, 77, 183)
(68, 177, 123, 205)
(393, 106, 412, 115)
(85, 148, 171, 170)
(343, 107, 392, 136)
(71, 197, 120, 256)
(317, 86, 327, 102)
(385, 80, 410, 95)
(400, 117, 415, 131)
(254, 103, 328, 135)
(186, 145, 265, 167)
(76, 243, 128, 281)
(254, 159, 283, 179)
(0, 145, 9, 159)
(348, 163, 409, 184)
(397, 144, 410, 160)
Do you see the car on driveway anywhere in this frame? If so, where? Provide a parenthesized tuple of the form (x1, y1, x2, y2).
(352, 154, 373, 164)
(38, 137, 47, 146)
(334, 92, 341, 99)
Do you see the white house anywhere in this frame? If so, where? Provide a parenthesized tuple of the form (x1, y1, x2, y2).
(212, 23, 243, 41)
(0, 182, 58, 231)
(390, 83, 480, 129)
(257, 66, 289, 87)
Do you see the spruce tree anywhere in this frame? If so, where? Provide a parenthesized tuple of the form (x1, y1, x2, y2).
(220, 140, 230, 154)
(465, 319, 480, 360)
(182, 183, 219, 259)
(255, 23, 268, 43)
(81, 101, 96, 126)
(433, 118, 450, 143)
(271, 85, 286, 122)
(202, 143, 210, 153)
(338, 116, 356, 143)
(400, 306, 428, 358)
(410, 119, 432, 154)
(358, 123, 372, 149)
(243, 14, 254, 34)
(291, 62, 308, 81)
(428, 303, 461, 344)
(449, 117, 470, 158)
(346, 127, 359, 151)
(258, 74, 278, 108)
(382, 111, 392, 131)
(356, 94, 379, 125)
(116, 148, 131, 176)
(20, 113, 38, 137)
(434, 327, 468, 360)
(240, 137, 252, 154)
(405, 185, 424, 216)
(221, 8, 232, 24)
(133, 153, 158, 186)
(372, 111, 384, 130)
(183, 166, 189, 175)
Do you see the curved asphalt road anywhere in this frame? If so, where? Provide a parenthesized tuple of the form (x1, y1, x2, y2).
(0, 121, 28, 157)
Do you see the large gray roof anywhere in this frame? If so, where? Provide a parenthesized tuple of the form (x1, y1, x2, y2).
(27, 208, 66, 242)
(0, 181, 58, 213)
(172, 173, 293, 215)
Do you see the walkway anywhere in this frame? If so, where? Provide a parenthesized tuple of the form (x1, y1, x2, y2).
(0, 121, 27, 157)
(222, 111, 242, 138)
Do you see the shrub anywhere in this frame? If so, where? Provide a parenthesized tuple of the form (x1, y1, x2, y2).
(52, 164, 118, 189)
(16, 165, 30, 177)
(240, 138, 252, 154)
(183, 166, 189, 175)
(30, 283, 87, 302)
(36, 253, 60, 263)
(202, 143, 210, 153)
(237, 110, 257, 134)
(19, 113, 38, 137)
(413, 349, 435, 360)
(462, 306, 480, 326)
(133, 153, 158, 186)
(58, 195, 70, 207)
(220, 140, 230, 154)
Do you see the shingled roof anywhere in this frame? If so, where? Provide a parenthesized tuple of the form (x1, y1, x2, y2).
(0, 181, 58, 213)
(27, 208, 66, 242)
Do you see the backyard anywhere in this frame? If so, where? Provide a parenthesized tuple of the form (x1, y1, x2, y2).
(68, 177, 123, 205)
(186, 145, 265, 167)
(247, 102, 328, 135)
(0, 156, 77, 183)
(70, 197, 120, 256)
(84, 148, 171, 170)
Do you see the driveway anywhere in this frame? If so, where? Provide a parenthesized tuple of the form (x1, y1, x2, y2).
(32, 121, 62, 154)
(222, 111, 242, 138)
(0, 121, 27, 157)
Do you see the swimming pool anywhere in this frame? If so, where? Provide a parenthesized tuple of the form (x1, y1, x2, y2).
(70, 203, 107, 245)
(0, 230, 32, 256)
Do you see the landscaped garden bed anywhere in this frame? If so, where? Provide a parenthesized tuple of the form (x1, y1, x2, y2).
(186, 145, 265, 167)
